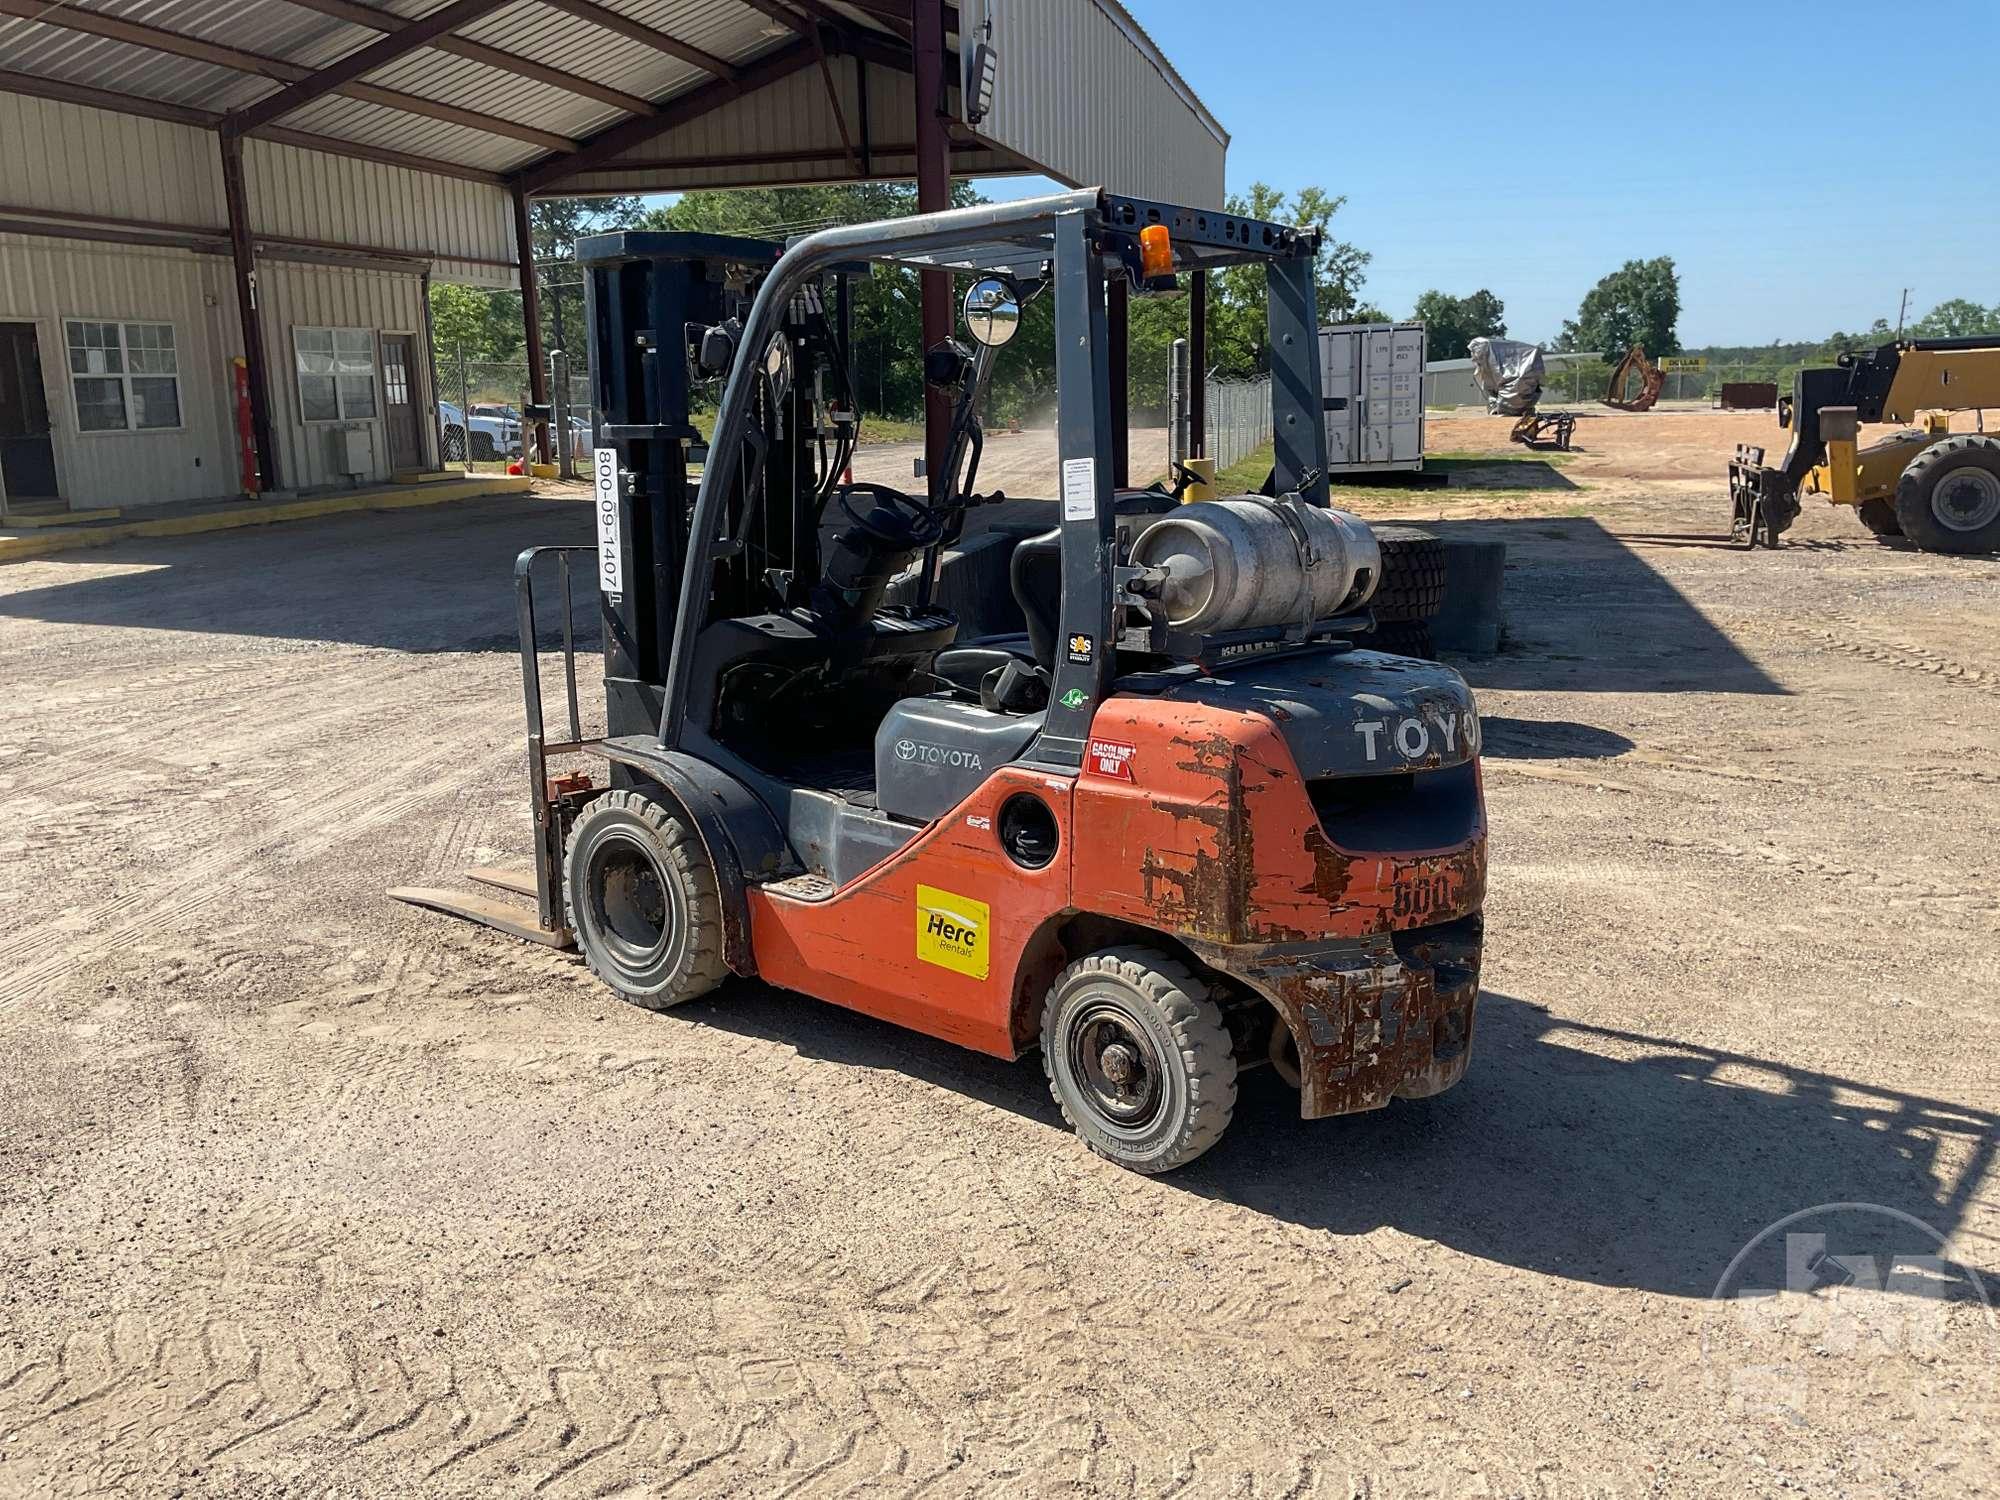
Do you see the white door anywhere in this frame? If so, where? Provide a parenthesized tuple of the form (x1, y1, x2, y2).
(1389, 325, 1425, 462)
(1319, 331, 1361, 467)
(1363, 329, 1395, 464)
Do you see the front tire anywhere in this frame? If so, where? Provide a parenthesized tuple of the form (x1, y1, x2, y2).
(1040, 947, 1236, 1174)
(1855, 498, 1902, 537)
(564, 790, 727, 1010)
(1894, 436, 2000, 554)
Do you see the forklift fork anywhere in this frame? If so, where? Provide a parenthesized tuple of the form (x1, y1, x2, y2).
(389, 544, 602, 948)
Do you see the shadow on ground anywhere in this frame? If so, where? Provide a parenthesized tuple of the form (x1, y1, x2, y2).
(0, 496, 594, 654)
(678, 983, 1995, 1302)
(1424, 516, 1785, 694)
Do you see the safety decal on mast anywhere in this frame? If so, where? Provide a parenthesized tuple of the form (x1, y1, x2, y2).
(593, 447, 624, 599)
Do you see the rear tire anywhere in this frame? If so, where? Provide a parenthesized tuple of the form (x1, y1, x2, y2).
(1894, 436, 2000, 554)
(1040, 947, 1236, 1174)
(1370, 524, 1448, 622)
(1855, 499, 1902, 537)
(564, 790, 727, 1010)
(1362, 618, 1435, 659)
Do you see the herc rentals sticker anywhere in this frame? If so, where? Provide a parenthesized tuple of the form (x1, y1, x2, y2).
(916, 884, 989, 979)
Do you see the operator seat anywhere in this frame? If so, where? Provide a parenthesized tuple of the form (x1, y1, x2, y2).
(930, 488, 1180, 707)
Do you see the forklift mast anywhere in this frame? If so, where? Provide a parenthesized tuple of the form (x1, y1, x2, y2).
(576, 231, 854, 739)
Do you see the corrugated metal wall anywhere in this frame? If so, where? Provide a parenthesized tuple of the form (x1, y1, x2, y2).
(0, 232, 238, 507)
(254, 261, 431, 492)
(959, 0, 1226, 205)
(245, 138, 516, 288)
(0, 94, 225, 229)
(0, 94, 515, 288)
(558, 61, 996, 196)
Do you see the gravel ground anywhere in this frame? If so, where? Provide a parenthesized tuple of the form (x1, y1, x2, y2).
(0, 419, 1995, 1496)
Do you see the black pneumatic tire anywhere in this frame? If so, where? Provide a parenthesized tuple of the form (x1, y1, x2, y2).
(1855, 499, 1902, 537)
(1894, 436, 2000, 554)
(1040, 947, 1237, 1175)
(1362, 618, 1435, 660)
(563, 790, 728, 1010)
(1370, 524, 1448, 622)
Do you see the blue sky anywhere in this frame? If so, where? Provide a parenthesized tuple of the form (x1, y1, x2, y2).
(973, 0, 1998, 347)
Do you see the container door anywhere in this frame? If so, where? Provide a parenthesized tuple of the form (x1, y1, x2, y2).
(1363, 328, 1395, 464)
(1389, 325, 1425, 463)
(0, 322, 60, 511)
(1319, 330, 1361, 467)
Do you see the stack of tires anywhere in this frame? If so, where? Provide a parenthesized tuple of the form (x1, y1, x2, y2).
(1361, 524, 1447, 658)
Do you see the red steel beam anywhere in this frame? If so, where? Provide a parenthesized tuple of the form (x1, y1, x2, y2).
(513, 185, 551, 461)
(273, 0, 658, 116)
(911, 0, 951, 495)
(0, 72, 508, 182)
(533, 0, 738, 80)
(229, 0, 521, 134)
(0, 0, 574, 151)
(219, 131, 280, 492)
(511, 37, 821, 193)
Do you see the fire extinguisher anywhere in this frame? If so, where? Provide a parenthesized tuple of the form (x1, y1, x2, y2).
(232, 358, 259, 496)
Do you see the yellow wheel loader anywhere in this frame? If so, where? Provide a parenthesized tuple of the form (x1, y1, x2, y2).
(1728, 337, 2000, 552)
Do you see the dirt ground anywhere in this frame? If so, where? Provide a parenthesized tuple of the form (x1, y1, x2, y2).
(1, 409, 1997, 1497)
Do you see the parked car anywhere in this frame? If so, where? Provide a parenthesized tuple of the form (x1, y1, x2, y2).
(439, 400, 523, 462)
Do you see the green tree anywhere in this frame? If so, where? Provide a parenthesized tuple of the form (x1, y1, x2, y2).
(642, 182, 983, 418)
(1209, 183, 1372, 375)
(531, 195, 641, 359)
(1410, 288, 1506, 360)
(1556, 256, 1680, 357)
(1909, 298, 1998, 338)
(425, 280, 524, 371)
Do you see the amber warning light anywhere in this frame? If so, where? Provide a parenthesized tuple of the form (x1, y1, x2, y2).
(1138, 224, 1173, 281)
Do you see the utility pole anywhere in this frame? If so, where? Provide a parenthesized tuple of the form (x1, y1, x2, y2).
(1896, 288, 1911, 339)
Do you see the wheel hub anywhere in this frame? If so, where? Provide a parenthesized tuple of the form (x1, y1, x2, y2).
(1933, 468, 2000, 533)
(1069, 1003, 1164, 1129)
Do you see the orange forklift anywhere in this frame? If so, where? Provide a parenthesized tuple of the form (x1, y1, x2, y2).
(395, 190, 1488, 1173)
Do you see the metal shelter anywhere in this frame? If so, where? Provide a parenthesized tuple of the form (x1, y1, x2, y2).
(0, 0, 1227, 490)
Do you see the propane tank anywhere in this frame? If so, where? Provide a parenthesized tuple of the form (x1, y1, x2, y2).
(1128, 496, 1381, 633)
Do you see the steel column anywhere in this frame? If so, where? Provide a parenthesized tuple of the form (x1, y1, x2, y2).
(218, 130, 277, 492)
(1039, 209, 1115, 768)
(1266, 256, 1327, 502)
(1189, 267, 1207, 459)
(1107, 275, 1129, 487)
(912, 0, 952, 498)
(514, 185, 551, 463)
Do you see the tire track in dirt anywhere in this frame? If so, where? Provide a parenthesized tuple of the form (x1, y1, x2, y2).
(0, 693, 507, 1011)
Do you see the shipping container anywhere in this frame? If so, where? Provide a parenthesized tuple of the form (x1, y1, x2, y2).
(1320, 321, 1426, 476)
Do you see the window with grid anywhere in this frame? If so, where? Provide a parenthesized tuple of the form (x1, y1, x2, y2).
(294, 327, 379, 422)
(65, 320, 182, 433)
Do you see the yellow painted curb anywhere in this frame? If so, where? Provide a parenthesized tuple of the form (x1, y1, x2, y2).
(6, 505, 124, 527)
(0, 477, 536, 565)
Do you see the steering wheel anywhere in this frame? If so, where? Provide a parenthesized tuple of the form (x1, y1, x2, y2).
(835, 483, 946, 549)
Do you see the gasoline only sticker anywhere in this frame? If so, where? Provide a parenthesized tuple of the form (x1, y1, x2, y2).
(593, 448, 623, 598)
(916, 884, 989, 979)
(1086, 738, 1135, 780)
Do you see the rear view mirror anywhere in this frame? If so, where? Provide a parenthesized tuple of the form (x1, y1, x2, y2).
(962, 277, 1020, 348)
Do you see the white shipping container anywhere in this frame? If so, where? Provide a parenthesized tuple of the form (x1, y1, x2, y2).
(1319, 321, 1427, 475)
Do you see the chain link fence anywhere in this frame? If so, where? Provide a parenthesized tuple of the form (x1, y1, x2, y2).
(1204, 375, 1273, 473)
(436, 346, 596, 472)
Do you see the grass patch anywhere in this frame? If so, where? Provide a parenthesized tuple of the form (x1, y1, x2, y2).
(1215, 444, 1276, 494)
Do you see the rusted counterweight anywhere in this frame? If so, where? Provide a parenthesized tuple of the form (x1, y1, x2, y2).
(1071, 650, 1486, 1117)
